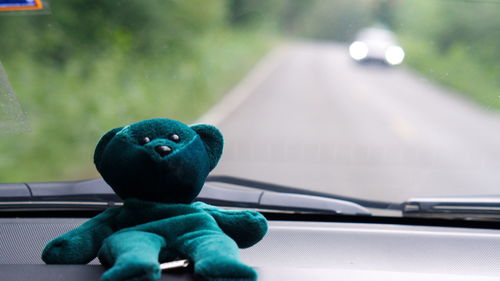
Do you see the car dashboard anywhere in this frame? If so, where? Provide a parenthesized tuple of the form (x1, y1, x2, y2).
(1, 217, 499, 281)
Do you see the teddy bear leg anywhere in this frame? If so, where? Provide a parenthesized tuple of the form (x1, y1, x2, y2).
(98, 230, 166, 281)
(179, 231, 257, 281)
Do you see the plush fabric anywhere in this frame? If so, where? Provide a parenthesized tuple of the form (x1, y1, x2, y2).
(42, 118, 268, 281)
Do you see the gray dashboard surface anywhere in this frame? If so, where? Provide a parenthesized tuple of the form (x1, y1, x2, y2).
(1, 218, 500, 280)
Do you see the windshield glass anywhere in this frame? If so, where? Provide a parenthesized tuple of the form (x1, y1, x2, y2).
(0, 0, 499, 217)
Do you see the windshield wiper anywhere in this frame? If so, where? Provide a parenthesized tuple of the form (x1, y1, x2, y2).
(0, 178, 371, 216)
(0, 179, 121, 210)
(206, 175, 402, 210)
(403, 196, 500, 220)
(6, 176, 498, 220)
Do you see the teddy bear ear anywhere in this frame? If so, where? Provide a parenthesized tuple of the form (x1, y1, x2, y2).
(94, 127, 124, 169)
(191, 124, 224, 170)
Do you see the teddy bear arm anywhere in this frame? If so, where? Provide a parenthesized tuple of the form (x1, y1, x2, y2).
(42, 207, 119, 264)
(202, 207, 268, 248)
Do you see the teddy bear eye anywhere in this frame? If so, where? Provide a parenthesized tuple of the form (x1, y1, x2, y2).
(139, 137, 151, 145)
(169, 134, 180, 142)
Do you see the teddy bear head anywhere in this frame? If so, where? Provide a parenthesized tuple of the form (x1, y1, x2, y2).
(93, 118, 223, 204)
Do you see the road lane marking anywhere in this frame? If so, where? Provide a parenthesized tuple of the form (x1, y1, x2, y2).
(391, 117, 416, 141)
(195, 46, 287, 126)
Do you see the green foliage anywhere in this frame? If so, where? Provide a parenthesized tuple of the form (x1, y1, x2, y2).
(372, 0, 395, 27)
(277, 0, 312, 33)
(0, 0, 226, 64)
(0, 0, 273, 181)
(289, 0, 373, 41)
(395, 0, 500, 110)
(227, 0, 269, 26)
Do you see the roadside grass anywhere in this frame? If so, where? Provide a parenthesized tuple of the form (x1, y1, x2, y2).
(400, 36, 500, 110)
(0, 29, 273, 182)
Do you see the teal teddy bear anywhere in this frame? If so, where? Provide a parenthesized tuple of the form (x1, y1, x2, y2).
(42, 118, 268, 281)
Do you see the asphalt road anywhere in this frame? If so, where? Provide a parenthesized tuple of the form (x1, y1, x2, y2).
(202, 42, 500, 204)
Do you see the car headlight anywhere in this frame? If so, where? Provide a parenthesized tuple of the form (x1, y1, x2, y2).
(349, 41, 368, 61)
(385, 45, 405, 65)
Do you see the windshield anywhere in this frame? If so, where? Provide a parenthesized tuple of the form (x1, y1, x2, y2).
(0, 0, 499, 218)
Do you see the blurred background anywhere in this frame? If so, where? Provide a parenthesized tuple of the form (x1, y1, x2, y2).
(0, 0, 498, 202)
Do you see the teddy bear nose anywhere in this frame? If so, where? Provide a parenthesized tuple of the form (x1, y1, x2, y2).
(155, 145, 172, 157)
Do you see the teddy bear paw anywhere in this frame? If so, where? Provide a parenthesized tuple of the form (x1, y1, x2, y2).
(101, 260, 161, 281)
(42, 236, 93, 264)
(196, 258, 257, 281)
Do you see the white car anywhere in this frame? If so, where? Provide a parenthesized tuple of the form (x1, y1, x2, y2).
(349, 27, 405, 65)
